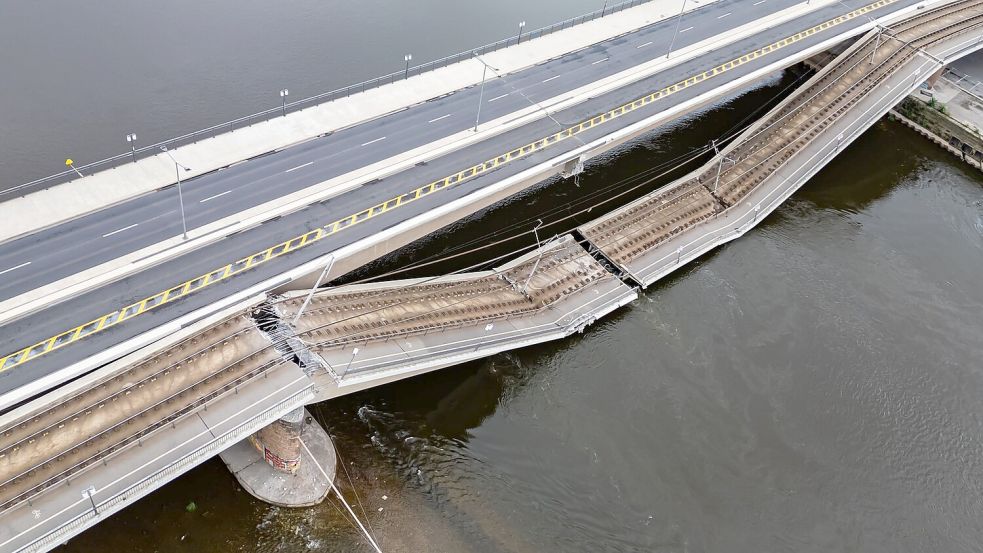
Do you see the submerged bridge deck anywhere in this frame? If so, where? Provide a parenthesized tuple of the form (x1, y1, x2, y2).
(4, 0, 983, 550)
(280, 234, 637, 389)
(579, 0, 983, 285)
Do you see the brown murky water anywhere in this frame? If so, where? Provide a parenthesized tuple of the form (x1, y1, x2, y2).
(3, 2, 982, 552)
(56, 78, 983, 553)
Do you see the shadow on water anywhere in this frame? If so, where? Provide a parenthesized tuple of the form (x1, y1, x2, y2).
(337, 67, 813, 286)
(59, 60, 983, 553)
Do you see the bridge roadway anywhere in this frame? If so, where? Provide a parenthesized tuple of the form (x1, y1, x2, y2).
(3, 1, 982, 548)
(0, 0, 794, 301)
(0, 0, 926, 402)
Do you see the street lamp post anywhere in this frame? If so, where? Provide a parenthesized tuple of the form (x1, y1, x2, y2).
(517, 21, 526, 45)
(473, 53, 499, 132)
(126, 133, 138, 163)
(345, 348, 360, 374)
(666, 0, 688, 59)
(65, 158, 84, 178)
(404, 54, 413, 79)
(279, 89, 289, 117)
(83, 486, 98, 515)
(160, 146, 191, 240)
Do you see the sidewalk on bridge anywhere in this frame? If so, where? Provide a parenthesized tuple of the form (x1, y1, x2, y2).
(0, 0, 716, 246)
(0, 0, 845, 329)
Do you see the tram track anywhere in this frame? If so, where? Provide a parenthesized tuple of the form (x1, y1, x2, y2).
(581, 0, 983, 267)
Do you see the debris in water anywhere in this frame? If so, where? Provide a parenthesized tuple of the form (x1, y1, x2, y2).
(381, 495, 388, 500)
(185, 501, 197, 513)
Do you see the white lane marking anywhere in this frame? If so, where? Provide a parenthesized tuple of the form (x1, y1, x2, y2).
(102, 223, 139, 238)
(680, 26, 694, 33)
(284, 161, 313, 173)
(753, 0, 766, 4)
(718, 11, 732, 18)
(542, 75, 562, 83)
(637, 41, 654, 49)
(0, 261, 31, 276)
(360, 136, 387, 147)
(427, 113, 453, 123)
(488, 93, 509, 102)
(592, 57, 609, 65)
(199, 190, 233, 203)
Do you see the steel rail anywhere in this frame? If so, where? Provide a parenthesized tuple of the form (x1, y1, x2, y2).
(0, 351, 287, 512)
(0, 0, 906, 376)
(0, 326, 256, 462)
(1, 0, 656, 197)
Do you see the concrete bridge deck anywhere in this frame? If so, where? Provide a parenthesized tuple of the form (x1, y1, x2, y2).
(580, 0, 983, 286)
(278, 234, 637, 398)
(3, 2, 983, 548)
(0, 297, 314, 552)
(0, 0, 933, 411)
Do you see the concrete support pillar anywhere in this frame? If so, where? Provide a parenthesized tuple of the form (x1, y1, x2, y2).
(926, 67, 946, 89)
(220, 408, 336, 507)
(249, 407, 304, 473)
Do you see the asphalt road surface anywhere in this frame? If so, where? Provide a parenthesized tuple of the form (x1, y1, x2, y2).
(0, 0, 918, 397)
(0, 0, 802, 300)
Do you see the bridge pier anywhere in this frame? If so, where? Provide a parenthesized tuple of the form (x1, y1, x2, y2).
(219, 407, 336, 507)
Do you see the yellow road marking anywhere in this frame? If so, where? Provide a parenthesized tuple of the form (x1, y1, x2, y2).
(0, 0, 896, 374)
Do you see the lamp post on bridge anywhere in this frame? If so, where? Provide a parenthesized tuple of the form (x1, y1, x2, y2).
(666, 0, 688, 59)
(404, 54, 413, 79)
(517, 20, 526, 44)
(126, 133, 138, 163)
(345, 347, 360, 374)
(473, 52, 500, 132)
(710, 139, 736, 193)
(279, 89, 289, 117)
(160, 145, 191, 240)
(65, 158, 84, 178)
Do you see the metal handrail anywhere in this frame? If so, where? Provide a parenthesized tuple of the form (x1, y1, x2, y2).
(3, 0, 653, 198)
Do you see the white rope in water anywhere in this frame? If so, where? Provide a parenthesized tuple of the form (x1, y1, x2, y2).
(299, 438, 384, 553)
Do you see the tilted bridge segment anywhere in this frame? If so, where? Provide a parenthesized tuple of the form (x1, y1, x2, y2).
(2, 0, 983, 549)
(0, 0, 937, 412)
(580, 0, 983, 286)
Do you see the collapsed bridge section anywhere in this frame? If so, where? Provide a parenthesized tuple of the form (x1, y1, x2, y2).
(579, 0, 983, 287)
(279, 234, 637, 397)
(0, 305, 314, 553)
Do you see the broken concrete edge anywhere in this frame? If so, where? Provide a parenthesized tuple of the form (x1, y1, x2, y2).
(0, 0, 832, 329)
(0, 294, 269, 428)
(0, 0, 931, 416)
(308, 284, 639, 402)
(623, 25, 983, 288)
(577, 0, 935, 241)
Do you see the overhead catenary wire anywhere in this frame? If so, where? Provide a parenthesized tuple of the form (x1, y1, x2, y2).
(274, 17, 958, 349)
(6, 7, 972, 512)
(289, 44, 882, 296)
(6, 3, 977, 520)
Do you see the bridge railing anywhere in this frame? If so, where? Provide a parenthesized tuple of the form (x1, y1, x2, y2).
(4, 0, 653, 199)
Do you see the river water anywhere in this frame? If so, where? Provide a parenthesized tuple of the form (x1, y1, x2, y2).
(2, 2, 982, 552)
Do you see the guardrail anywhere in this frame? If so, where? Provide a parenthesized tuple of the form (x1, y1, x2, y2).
(2, 0, 654, 199)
